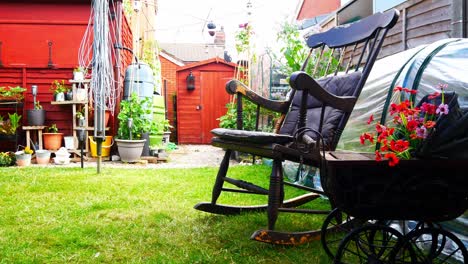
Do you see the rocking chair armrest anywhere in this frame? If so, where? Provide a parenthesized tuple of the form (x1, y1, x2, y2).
(289, 71, 357, 112)
(226, 80, 290, 114)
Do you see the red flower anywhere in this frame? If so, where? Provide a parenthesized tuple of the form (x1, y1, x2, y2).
(367, 114, 374, 125)
(390, 103, 399, 115)
(393, 86, 403, 92)
(375, 150, 382, 161)
(380, 139, 389, 151)
(406, 120, 419, 132)
(390, 139, 409, 152)
(424, 120, 436, 129)
(402, 88, 417, 94)
(384, 152, 400, 167)
(375, 123, 386, 133)
(360, 132, 374, 145)
(420, 102, 437, 115)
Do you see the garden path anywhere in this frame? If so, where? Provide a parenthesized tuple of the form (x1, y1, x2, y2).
(41, 145, 238, 169)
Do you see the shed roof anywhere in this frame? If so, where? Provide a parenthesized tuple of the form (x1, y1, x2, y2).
(176, 57, 236, 71)
(160, 43, 225, 63)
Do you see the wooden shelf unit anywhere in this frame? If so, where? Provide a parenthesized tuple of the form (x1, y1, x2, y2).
(51, 79, 90, 156)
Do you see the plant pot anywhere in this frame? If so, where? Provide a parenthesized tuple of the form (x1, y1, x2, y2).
(27, 109, 46, 126)
(77, 118, 86, 127)
(76, 88, 87, 101)
(149, 133, 163, 148)
(105, 110, 111, 127)
(55, 92, 65, 102)
(43, 133, 64, 150)
(115, 138, 146, 162)
(15, 151, 31, 166)
(65, 91, 73, 101)
(73, 71, 84, 81)
(35, 149, 50, 165)
(162, 131, 171, 146)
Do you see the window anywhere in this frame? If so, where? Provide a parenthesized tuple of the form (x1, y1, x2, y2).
(373, 0, 405, 13)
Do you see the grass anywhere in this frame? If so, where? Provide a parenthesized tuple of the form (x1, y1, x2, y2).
(0, 165, 331, 263)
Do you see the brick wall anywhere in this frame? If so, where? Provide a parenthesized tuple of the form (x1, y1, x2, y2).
(159, 55, 179, 132)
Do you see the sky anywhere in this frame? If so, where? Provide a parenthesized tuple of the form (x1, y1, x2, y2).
(155, 0, 300, 56)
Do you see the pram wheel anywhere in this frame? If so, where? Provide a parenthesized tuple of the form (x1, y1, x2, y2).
(392, 226, 467, 263)
(321, 208, 366, 259)
(334, 224, 403, 263)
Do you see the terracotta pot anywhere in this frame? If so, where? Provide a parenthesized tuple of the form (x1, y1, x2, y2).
(43, 133, 64, 150)
(105, 110, 111, 127)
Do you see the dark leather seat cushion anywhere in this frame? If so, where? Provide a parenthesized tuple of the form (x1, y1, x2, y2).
(211, 128, 294, 144)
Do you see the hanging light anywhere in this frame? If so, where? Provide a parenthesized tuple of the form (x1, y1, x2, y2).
(186, 71, 195, 91)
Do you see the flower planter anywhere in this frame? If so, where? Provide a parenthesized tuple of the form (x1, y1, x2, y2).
(35, 149, 50, 165)
(323, 151, 468, 222)
(73, 71, 84, 81)
(65, 91, 73, 101)
(55, 92, 65, 102)
(15, 151, 31, 166)
(43, 133, 64, 150)
(27, 109, 46, 126)
(116, 139, 146, 162)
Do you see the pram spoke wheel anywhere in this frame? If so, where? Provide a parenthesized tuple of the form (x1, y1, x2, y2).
(321, 208, 367, 259)
(334, 224, 403, 264)
(392, 227, 467, 264)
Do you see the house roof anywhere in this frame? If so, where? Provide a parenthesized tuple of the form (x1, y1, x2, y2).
(159, 43, 226, 63)
(176, 57, 236, 71)
(159, 51, 185, 67)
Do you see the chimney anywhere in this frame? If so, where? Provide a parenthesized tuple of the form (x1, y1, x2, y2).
(214, 26, 226, 47)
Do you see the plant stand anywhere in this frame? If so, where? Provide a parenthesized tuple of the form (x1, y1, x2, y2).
(50, 79, 93, 157)
(22, 126, 46, 150)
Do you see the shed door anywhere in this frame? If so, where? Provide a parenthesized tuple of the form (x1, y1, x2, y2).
(200, 71, 233, 144)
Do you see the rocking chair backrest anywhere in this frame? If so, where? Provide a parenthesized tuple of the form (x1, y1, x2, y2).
(279, 9, 399, 150)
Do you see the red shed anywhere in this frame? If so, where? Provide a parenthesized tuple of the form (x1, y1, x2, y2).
(176, 57, 236, 144)
(0, 1, 133, 149)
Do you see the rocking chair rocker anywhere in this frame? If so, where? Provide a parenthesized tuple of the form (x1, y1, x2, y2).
(195, 9, 399, 245)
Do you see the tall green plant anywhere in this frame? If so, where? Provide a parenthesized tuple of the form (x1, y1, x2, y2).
(275, 22, 311, 76)
(117, 93, 152, 140)
(275, 22, 341, 78)
(8, 113, 21, 133)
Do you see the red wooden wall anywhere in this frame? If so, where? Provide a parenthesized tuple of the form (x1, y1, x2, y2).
(0, 1, 133, 149)
(176, 58, 236, 144)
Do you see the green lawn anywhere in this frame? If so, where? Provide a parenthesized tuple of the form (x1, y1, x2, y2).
(0, 165, 331, 263)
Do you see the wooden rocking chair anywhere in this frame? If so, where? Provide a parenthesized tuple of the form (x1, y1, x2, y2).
(194, 9, 399, 245)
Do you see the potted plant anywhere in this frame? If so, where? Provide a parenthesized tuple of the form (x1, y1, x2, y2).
(115, 92, 152, 162)
(0, 86, 26, 102)
(43, 124, 64, 150)
(27, 101, 46, 126)
(15, 146, 33, 166)
(50, 80, 68, 102)
(162, 119, 173, 146)
(73, 66, 86, 81)
(76, 109, 86, 127)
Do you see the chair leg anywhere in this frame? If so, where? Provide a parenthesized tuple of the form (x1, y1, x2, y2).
(211, 149, 232, 204)
(267, 159, 284, 230)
